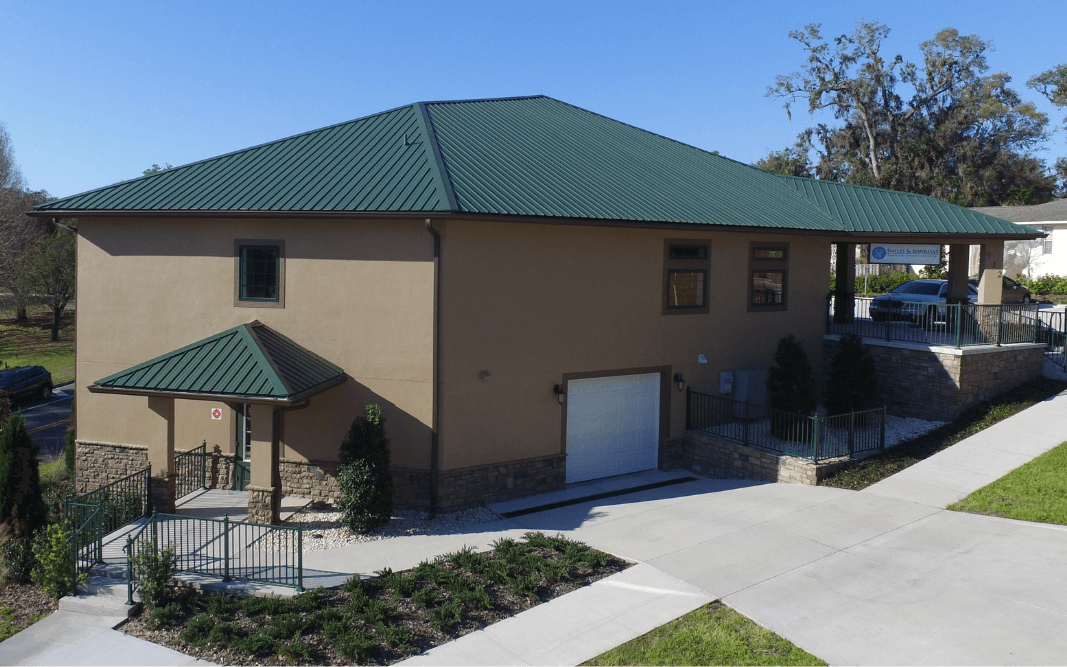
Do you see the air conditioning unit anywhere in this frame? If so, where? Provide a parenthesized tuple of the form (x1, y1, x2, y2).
(732, 369, 767, 419)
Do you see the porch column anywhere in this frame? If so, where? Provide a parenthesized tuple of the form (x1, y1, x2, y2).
(833, 242, 856, 323)
(147, 396, 176, 513)
(247, 403, 280, 524)
(977, 240, 1005, 305)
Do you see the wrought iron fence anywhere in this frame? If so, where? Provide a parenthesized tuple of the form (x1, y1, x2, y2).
(124, 511, 304, 605)
(175, 444, 207, 499)
(827, 296, 1041, 348)
(686, 389, 885, 463)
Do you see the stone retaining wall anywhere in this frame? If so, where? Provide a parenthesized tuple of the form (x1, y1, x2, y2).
(75, 441, 148, 494)
(679, 430, 853, 484)
(440, 454, 567, 512)
(824, 337, 1044, 421)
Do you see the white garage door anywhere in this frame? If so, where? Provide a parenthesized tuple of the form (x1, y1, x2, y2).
(565, 373, 661, 484)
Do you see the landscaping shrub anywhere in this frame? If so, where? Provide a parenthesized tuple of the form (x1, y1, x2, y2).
(0, 413, 47, 540)
(336, 404, 393, 533)
(0, 525, 33, 584)
(30, 521, 75, 598)
(133, 546, 177, 608)
(766, 335, 819, 440)
(1022, 274, 1067, 295)
(0, 393, 10, 429)
(825, 333, 878, 416)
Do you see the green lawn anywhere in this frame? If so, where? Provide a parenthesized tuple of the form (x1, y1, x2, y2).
(582, 602, 826, 666)
(0, 304, 74, 384)
(948, 441, 1067, 525)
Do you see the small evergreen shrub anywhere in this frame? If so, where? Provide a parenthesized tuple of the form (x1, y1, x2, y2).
(133, 546, 177, 608)
(31, 521, 75, 598)
(336, 404, 393, 533)
(0, 526, 34, 584)
(0, 413, 47, 540)
(766, 335, 819, 440)
(825, 333, 878, 416)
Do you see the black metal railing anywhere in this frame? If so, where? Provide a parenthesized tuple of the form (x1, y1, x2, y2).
(1038, 309, 1066, 370)
(175, 444, 207, 500)
(686, 389, 885, 463)
(124, 512, 304, 604)
(827, 296, 1041, 348)
(67, 501, 104, 584)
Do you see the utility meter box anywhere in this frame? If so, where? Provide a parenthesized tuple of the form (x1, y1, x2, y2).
(719, 371, 734, 394)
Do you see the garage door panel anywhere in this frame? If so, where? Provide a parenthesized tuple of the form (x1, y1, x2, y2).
(566, 373, 660, 484)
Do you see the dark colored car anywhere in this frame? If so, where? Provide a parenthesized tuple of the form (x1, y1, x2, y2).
(0, 366, 54, 403)
(968, 277, 1033, 304)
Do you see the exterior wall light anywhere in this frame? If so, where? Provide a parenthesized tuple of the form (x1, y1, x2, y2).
(554, 383, 566, 405)
(674, 373, 685, 391)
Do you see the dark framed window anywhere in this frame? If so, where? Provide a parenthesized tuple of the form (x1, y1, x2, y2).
(234, 239, 285, 308)
(664, 240, 710, 314)
(748, 241, 788, 311)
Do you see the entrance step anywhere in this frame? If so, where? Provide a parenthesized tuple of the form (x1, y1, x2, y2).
(59, 573, 140, 617)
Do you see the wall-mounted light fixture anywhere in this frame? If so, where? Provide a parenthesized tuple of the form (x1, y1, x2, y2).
(673, 372, 685, 392)
(553, 383, 566, 405)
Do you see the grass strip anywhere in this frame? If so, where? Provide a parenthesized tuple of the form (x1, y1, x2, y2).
(582, 601, 826, 666)
(0, 305, 75, 384)
(820, 377, 1067, 490)
(948, 441, 1067, 525)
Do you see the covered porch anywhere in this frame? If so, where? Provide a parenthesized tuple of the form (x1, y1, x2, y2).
(88, 320, 347, 524)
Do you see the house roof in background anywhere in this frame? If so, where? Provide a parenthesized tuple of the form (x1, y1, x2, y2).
(34, 96, 1034, 237)
(88, 321, 345, 404)
(971, 199, 1067, 224)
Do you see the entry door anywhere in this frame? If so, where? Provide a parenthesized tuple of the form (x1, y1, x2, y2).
(565, 373, 661, 484)
(234, 404, 251, 491)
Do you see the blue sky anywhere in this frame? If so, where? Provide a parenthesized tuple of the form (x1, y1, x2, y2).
(3, 0, 1065, 199)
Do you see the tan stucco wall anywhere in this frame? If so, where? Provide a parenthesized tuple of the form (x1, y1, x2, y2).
(436, 220, 830, 470)
(76, 217, 435, 470)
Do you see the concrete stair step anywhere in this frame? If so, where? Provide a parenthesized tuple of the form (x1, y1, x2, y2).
(59, 573, 141, 617)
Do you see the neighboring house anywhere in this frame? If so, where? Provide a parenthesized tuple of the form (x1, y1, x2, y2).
(31, 96, 1037, 523)
(972, 200, 1067, 279)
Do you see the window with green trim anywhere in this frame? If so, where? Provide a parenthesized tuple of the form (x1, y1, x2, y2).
(239, 245, 279, 302)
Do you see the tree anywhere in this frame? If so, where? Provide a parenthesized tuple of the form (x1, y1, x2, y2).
(825, 333, 878, 416)
(142, 163, 173, 176)
(0, 413, 46, 541)
(0, 122, 53, 321)
(1029, 64, 1067, 196)
(14, 231, 75, 342)
(766, 335, 819, 441)
(765, 22, 1054, 206)
(754, 135, 815, 177)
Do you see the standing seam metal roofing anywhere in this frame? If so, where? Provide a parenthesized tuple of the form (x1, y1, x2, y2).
(33, 95, 1029, 237)
(90, 322, 345, 402)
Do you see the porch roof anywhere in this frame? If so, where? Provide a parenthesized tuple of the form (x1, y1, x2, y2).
(88, 321, 346, 405)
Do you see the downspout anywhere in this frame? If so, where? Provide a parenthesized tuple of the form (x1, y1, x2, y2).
(425, 218, 441, 516)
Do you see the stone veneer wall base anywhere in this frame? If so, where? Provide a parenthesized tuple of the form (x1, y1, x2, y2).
(680, 430, 854, 485)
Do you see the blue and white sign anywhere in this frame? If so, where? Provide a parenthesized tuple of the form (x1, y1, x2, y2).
(868, 244, 941, 265)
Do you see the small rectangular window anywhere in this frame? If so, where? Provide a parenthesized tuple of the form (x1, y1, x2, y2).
(753, 247, 787, 260)
(1044, 226, 1053, 255)
(664, 240, 710, 314)
(234, 239, 285, 308)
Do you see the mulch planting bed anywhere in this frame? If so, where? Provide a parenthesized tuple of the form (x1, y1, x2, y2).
(0, 583, 59, 638)
(120, 532, 630, 665)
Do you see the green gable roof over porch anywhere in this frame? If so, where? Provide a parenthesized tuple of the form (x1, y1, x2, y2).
(34, 96, 1034, 239)
(89, 321, 345, 405)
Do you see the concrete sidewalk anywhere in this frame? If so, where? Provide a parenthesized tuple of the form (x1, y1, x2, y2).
(3, 388, 1065, 665)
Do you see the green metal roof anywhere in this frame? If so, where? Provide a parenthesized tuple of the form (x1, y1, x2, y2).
(33, 95, 1032, 237)
(89, 321, 345, 404)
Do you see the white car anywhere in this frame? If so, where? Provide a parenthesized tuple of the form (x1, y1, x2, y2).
(869, 280, 979, 323)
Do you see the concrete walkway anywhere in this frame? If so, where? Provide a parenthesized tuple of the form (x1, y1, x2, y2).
(3, 388, 1066, 665)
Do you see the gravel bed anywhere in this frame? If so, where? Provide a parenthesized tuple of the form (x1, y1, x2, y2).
(285, 506, 501, 551)
(884, 414, 947, 447)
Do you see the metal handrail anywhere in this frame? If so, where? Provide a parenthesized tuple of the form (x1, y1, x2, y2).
(175, 444, 207, 499)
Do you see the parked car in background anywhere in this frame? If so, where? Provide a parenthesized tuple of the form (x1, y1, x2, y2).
(869, 280, 979, 323)
(968, 277, 1032, 304)
(0, 366, 54, 403)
